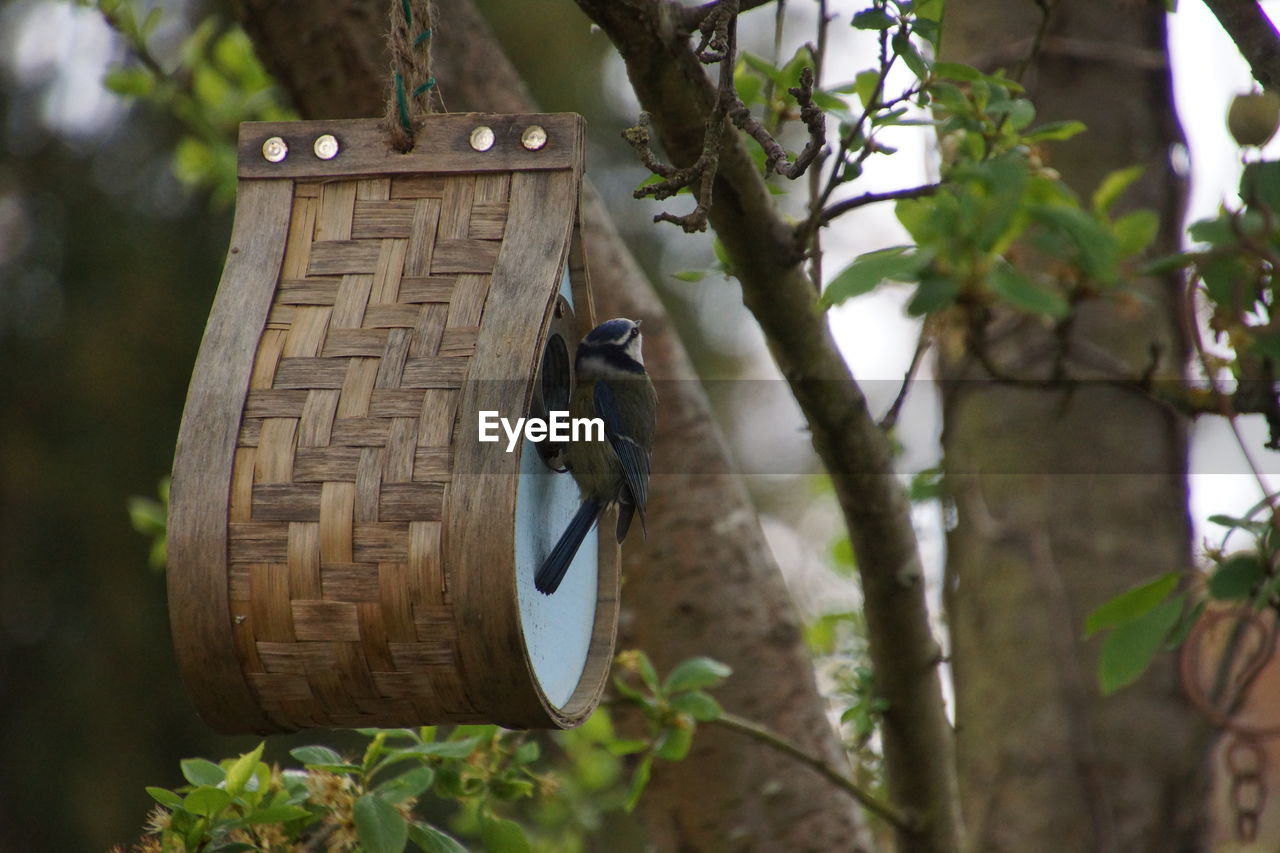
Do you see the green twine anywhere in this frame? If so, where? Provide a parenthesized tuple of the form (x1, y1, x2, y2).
(394, 70, 411, 133)
(388, 0, 434, 143)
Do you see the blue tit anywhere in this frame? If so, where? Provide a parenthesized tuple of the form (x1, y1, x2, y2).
(535, 317, 657, 595)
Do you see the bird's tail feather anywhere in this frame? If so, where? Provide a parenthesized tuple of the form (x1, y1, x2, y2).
(535, 499, 602, 595)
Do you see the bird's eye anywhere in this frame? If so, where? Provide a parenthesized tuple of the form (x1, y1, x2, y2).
(629, 327, 639, 340)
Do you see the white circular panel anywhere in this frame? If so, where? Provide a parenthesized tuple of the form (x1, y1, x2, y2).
(515, 266, 597, 709)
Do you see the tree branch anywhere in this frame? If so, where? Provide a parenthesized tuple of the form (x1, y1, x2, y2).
(1200, 0, 1280, 92)
(627, 1, 824, 229)
(713, 711, 917, 832)
(816, 183, 941, 229)
(575, 2, 962, 850)
(678, 0, 777, 33)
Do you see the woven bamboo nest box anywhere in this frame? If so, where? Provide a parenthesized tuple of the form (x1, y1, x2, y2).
(167, 114, 619, 734)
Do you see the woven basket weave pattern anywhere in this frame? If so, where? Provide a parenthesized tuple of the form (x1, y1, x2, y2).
(225, 173, 510, 729)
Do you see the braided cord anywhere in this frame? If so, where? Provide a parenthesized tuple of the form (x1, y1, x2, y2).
(385, 0, 436, 151)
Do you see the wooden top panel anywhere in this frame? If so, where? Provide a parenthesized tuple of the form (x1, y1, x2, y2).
(238, 114, 585, 179)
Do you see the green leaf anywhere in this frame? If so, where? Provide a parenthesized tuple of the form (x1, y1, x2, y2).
(1188, 215, 1235, 246)
(184, 786, 232, 818)
(892, 31, 930, 79)
(604, 739, 650, 756)
(909, 467, 944, 501)
(1208, 553, 1266, 601)
(1005, 98, 1036, 131)
(854, 69, 882, 110)
(289, 745, 344, 767)
(989, 262, 1069, 318)
(1030, 204, 1117, 281)
(412, 737, 481, 759)
(931, 61, 981, 81)
(408, 822, 470, 853)
(1141, 252, 1193, 276)
(357, 728, 421, 741)
(1113, 210, 1158, 257)
(354, 794, 409, 853)
(146, 787, 183, 809)
(1242, 160, 1280, 212)
(180, 758, 225, 787)
(821, 248, 931, 307)
(623, 754, 654, 813)
(1023, 120, 1087, 143)
(243, 804, 315, 825)
(669, 690, 723, 722)
(741, 52, 786, 86)
(1208, 513, 1261, 530)
(103, 67, 156, 98)
(906, 271, 960, 316)
(636, 651, 661, 694)
(1084, 572, 1179, 638)
(142, 6, 162, 37)
(1098, 594, 1185, 694)
(224, 742, 264, 798)
(852, 8, 895, 29)
(663, 656, 732, 693)
(479, 816, 531, 853)
(514, 741, 540, 764)
(1092, 166, 1145, 217)
(672, 270, 708, 283)
(1166, 597, 1207, 649)
(376, 766, 436, 804)
(654, 724, 695, 761)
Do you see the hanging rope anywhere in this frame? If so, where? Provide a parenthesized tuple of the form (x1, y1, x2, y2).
(385, 0, 437, 152)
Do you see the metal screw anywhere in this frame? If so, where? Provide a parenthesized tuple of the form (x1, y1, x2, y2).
(313, 134, 340, 160)
(469, 126, 495, 152)
(261, 136, 288, 163)
(521, 125, 548, 150)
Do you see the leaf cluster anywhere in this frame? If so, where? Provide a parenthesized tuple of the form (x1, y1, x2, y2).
(1084, 495, 1280, 696)
(608, 651, 732, 811)
(91, 1, 294, 205)
(127, 727, 544, 853)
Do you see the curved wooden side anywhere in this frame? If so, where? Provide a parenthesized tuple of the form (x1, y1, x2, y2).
(168, 179, 292, 734)
(449, 168, 584, 727)
(548, 219, 620, 727)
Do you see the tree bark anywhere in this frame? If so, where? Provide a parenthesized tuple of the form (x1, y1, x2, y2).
(232, 1, 868, 849)
(940, 2, 1211, 850)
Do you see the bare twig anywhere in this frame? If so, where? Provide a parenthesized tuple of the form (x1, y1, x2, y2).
(880, 327, 932, 432)
(713, 711, 918, 832)
(816, 183, 940, 228)
(728, 64, 826, 178)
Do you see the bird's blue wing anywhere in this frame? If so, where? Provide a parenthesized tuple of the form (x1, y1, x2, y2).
(594, 381, 650, 516)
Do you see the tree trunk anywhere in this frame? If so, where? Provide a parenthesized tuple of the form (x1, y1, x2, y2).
(233, 1, 868, 849)
(940, 2, 1210, 850)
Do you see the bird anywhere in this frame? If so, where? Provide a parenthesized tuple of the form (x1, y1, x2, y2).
(535, 317, 657, 595)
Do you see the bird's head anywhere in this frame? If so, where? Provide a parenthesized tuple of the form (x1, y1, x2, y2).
(578, 318, 645, 374)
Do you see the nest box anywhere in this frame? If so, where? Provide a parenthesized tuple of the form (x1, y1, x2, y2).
(167, 114, 619, 734)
